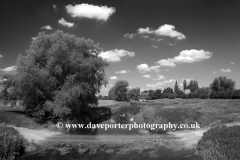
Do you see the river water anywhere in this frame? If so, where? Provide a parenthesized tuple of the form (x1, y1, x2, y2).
(18, 106, 197, 160)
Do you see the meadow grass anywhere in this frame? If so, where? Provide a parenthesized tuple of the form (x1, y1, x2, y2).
(141, 99, 240, 131)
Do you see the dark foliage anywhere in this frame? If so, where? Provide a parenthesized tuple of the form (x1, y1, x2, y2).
(197, 125, 240, 160)
(0, 126, 26, 160)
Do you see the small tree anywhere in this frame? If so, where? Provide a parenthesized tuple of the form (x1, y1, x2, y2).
(183, 79, 187, 91)
(126, 87, 140, 101)
(155, 89, 162, 99)
(174, 80, 180, 93)
(162, 87, 173, 98)
(163, 87, 174, 94)
(109, 80, 129, 101)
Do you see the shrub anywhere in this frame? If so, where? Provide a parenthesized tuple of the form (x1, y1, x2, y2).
(168, 94, 176, 99)
(196, 125, 240, 160)
(0, 126, 26, 160)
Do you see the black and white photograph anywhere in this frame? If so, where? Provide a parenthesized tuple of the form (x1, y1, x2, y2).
(0, 0, 240, 160)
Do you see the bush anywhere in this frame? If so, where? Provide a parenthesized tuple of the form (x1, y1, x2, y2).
(0, 126, 26, 160)
(168, 94, 176, 99)
(196, 125, 240, 160)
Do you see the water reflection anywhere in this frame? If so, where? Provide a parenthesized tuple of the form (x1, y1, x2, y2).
(68, 106, 151, 135)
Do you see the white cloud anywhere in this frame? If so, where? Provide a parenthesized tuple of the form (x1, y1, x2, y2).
(173, 50, 212, 63)
(58, 18, 75, 28)
(220, 69, 231, 72)
(137, 24, 185, 40)
(32, 37, 36, 40)
(41, 25, 53, 30)
(231, 62, 234, 65)
(213, 71, 217, 73)
(138, 27, 152, 34)
(0, 66, 17, 74)
(65, 4, 116, 21)
(116, 70, 130, 74)
(124, 33, 136, 39)
(153, 75, 165, 80)
(110, 76, 117, 80)
(0, 66, 16, 72)
(152, 45, 159, 48)
(99, 49, 135, 62)
(154, 24, 186, 40)
(157, 58, 176, 67)
(142, 75, 152, 78)
(137, 64, 160, 73)
(157, 49, 212, 67)
(162, 79, 176, 84)
(124, 24, 185, 41)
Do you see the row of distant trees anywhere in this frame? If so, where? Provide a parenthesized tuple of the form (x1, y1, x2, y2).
(100, 76, 240, 101)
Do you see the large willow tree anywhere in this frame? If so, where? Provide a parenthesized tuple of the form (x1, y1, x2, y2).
(15, 30, 108, 119)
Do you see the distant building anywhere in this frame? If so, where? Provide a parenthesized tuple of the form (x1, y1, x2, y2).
(139, 92, 149, 101)
(184, 89, 191, 94)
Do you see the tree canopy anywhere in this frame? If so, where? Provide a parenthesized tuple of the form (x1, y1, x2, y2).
(14, 30, 109, 118)
(108, 80, 129, 101)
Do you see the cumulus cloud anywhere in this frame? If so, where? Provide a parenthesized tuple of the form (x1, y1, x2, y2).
(153, 24, 186, 40)
(0, 66, 17, 74)
(157, 58, 176, 67)
(115, 70, 130, 74)
(157, 49, 212, 67)
(137, 64, 160, 73)
(66, 3, 116, 21)
(220, 69, 231, 72)
(213, 71, 217, 73)
(99, 49, 135, 62)
(152, 45, 159, 48)
(58, 18, 75, 28)
(41, 25, 53, 30)
(32, 37, 36, 40)
(125, 24, 185, 40)
(153, 75, 165, 80)
(231, 62, 234, 65)
(142, 75, 152, 78)
(110, 76, 117, 80)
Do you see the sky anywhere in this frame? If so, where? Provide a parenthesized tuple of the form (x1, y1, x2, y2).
(0, 0, 240, 96)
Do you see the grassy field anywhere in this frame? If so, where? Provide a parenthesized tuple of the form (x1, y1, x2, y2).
(141, 99, 240, 130)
